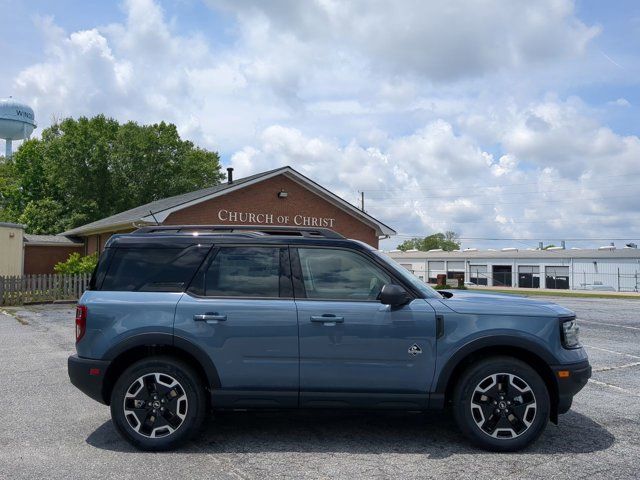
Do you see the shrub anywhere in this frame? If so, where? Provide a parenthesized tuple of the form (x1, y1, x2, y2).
(54, 252, 98, 274)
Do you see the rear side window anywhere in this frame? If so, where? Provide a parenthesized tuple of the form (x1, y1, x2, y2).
(199, 247, 284, 298)
(101, 245, 210, 292)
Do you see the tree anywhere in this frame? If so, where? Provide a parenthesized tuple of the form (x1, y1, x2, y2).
(397, 231, 461, 252)
(0, 115, 224, 234)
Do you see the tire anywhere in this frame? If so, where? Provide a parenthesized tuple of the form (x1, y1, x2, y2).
(110, 356, 207, 451)
(453, 356, 550, 452)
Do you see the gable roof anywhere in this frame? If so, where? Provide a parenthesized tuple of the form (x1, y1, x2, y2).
(60, 166, 396, 237)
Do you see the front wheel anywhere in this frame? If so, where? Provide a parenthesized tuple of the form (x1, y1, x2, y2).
(453, 356, 550, 451)
(110, 356, 206, 451)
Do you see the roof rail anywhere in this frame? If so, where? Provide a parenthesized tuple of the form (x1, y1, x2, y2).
(131, 225, 345, 239)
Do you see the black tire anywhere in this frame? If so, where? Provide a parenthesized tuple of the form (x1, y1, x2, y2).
(453, 356, 550, 452)
(110, 356, 207, 451)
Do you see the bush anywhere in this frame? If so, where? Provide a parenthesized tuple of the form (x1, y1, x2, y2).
(54, 252, 98, 274)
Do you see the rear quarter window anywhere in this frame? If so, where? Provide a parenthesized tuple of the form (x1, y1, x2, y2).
(101, 245, 210, 292)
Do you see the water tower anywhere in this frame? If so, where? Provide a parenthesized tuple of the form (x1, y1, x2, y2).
(0, 97, 36, 159)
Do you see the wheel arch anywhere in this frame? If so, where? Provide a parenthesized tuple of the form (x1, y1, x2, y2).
(433, 336, 560, 423)
(101, 333, 220, 405)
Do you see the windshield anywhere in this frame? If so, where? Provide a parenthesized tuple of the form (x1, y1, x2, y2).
(370, 249, 441, 299)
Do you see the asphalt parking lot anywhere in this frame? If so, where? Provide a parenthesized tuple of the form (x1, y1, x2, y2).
(0, 296, 639, 479)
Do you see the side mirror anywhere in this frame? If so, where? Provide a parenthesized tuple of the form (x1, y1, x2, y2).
(379, 284, 411, 307)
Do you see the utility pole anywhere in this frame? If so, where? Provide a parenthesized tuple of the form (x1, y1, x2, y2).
(360, 191, 365, 212)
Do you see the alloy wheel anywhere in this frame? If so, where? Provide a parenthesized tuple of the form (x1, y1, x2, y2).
(470, 372, 537, 439)
(123, 373, 188, 438)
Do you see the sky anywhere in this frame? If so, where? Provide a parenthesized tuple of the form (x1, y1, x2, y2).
(1, 0, 639, 250)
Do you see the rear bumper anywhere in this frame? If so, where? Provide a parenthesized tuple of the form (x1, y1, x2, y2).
(68, 354, 111, 405)
(552, 360, 592, 414)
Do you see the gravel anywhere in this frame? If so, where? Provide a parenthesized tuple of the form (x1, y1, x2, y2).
(0, 296, 638, 479)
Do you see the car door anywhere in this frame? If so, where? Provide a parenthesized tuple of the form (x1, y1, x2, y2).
(293, 247, 437, 408)
(173, 245, 299, 408)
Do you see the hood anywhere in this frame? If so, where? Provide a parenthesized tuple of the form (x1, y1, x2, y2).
(436, 290, 575, 317)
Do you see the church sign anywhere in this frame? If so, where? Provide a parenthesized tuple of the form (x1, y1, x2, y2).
(217, 209, 336, 228)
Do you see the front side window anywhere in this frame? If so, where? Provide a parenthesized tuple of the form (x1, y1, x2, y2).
(297, 248, 392, 300)
(203, 247, 283, 297)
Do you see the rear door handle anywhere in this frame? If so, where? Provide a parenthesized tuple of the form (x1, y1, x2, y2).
(310, 314, 344, 325)
(194, 313, 227, 324)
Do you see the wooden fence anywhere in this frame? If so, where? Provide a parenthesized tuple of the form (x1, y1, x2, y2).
(0, 274, 90, 306)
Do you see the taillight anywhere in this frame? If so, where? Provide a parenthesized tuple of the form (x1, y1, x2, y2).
(76, 305, 87, 343)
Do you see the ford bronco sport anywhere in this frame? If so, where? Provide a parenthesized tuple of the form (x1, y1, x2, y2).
(68, 226, 590, 451)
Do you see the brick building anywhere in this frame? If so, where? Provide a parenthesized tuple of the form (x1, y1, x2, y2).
(60, 166, 396, 255)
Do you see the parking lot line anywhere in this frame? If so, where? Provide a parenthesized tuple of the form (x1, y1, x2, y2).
(583, 344, 640, 360)
(593, 361, 640, 373)
(578, 319, 640, 331)
(588, 378, 640, 397)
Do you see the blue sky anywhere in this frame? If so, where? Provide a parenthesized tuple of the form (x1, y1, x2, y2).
(1, 0, 639, 249)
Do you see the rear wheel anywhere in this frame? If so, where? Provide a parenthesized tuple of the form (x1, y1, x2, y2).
(453, 356, 550, 451)
(110, 356, 206, 451)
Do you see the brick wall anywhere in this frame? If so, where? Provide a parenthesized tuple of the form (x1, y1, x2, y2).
(164, 174, 379, 247)
(23, 245, 83, 275)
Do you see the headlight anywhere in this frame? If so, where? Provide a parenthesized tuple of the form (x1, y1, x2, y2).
(560, 317, 581, 349)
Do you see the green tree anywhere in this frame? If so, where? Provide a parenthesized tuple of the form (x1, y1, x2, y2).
(397, 231, 461, 252)
(0, 115, 224, 234)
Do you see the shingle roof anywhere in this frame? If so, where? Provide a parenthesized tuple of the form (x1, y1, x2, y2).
(59, 166, 396, 237)
(59, 167, 286, 236)
(24, 234, 82, 246)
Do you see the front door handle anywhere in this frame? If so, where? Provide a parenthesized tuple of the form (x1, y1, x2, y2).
(194, 313, 227, 324)
(310, 314, 344, 325)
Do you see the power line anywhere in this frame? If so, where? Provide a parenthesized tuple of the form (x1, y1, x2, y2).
(364, 182, 640, 202)
(363, 171, 640, 193)
(393, 234, 640, 241)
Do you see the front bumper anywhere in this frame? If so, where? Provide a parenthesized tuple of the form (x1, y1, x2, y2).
(68, 354, 111, 404)
(551, 360, 592, 414)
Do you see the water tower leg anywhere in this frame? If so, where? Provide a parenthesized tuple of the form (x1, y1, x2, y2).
(5, 139, 11, 159)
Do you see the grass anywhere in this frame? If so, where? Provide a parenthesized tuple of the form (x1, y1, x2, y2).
(467, 288, 640, 300)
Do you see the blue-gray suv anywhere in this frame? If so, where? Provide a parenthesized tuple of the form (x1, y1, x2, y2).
(68, 226, 591, 451)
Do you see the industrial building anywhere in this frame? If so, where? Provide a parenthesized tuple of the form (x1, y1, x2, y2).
(388, 247, 640, 292)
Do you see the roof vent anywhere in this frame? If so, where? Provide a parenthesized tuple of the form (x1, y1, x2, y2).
(227, 167, 234, 184)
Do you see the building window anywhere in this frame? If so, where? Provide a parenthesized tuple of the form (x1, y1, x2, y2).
(518, 265, 540, 288)
(493, 265, 513, 287)
(470, 265, 488, 286)
(546, 266, 570, 290)
(428, 261, 445, 285)
(400, 263, 414, 274)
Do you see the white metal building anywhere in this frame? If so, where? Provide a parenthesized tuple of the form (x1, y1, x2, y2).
(387, 247, 640, 292)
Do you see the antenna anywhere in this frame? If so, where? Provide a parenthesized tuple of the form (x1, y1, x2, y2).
(148, 210, 160, 225)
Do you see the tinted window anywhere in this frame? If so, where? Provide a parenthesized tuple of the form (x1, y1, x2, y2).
(101, 245, 209, 292)
(298, 248, 391, 300)
(203, 247, 283, 297)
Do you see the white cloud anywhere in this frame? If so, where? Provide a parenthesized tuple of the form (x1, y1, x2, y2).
(208, 0, 599, 82)
(7, 0, 640, 248)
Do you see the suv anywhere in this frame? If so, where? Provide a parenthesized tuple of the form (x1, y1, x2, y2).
(68, 226, 590, 451)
